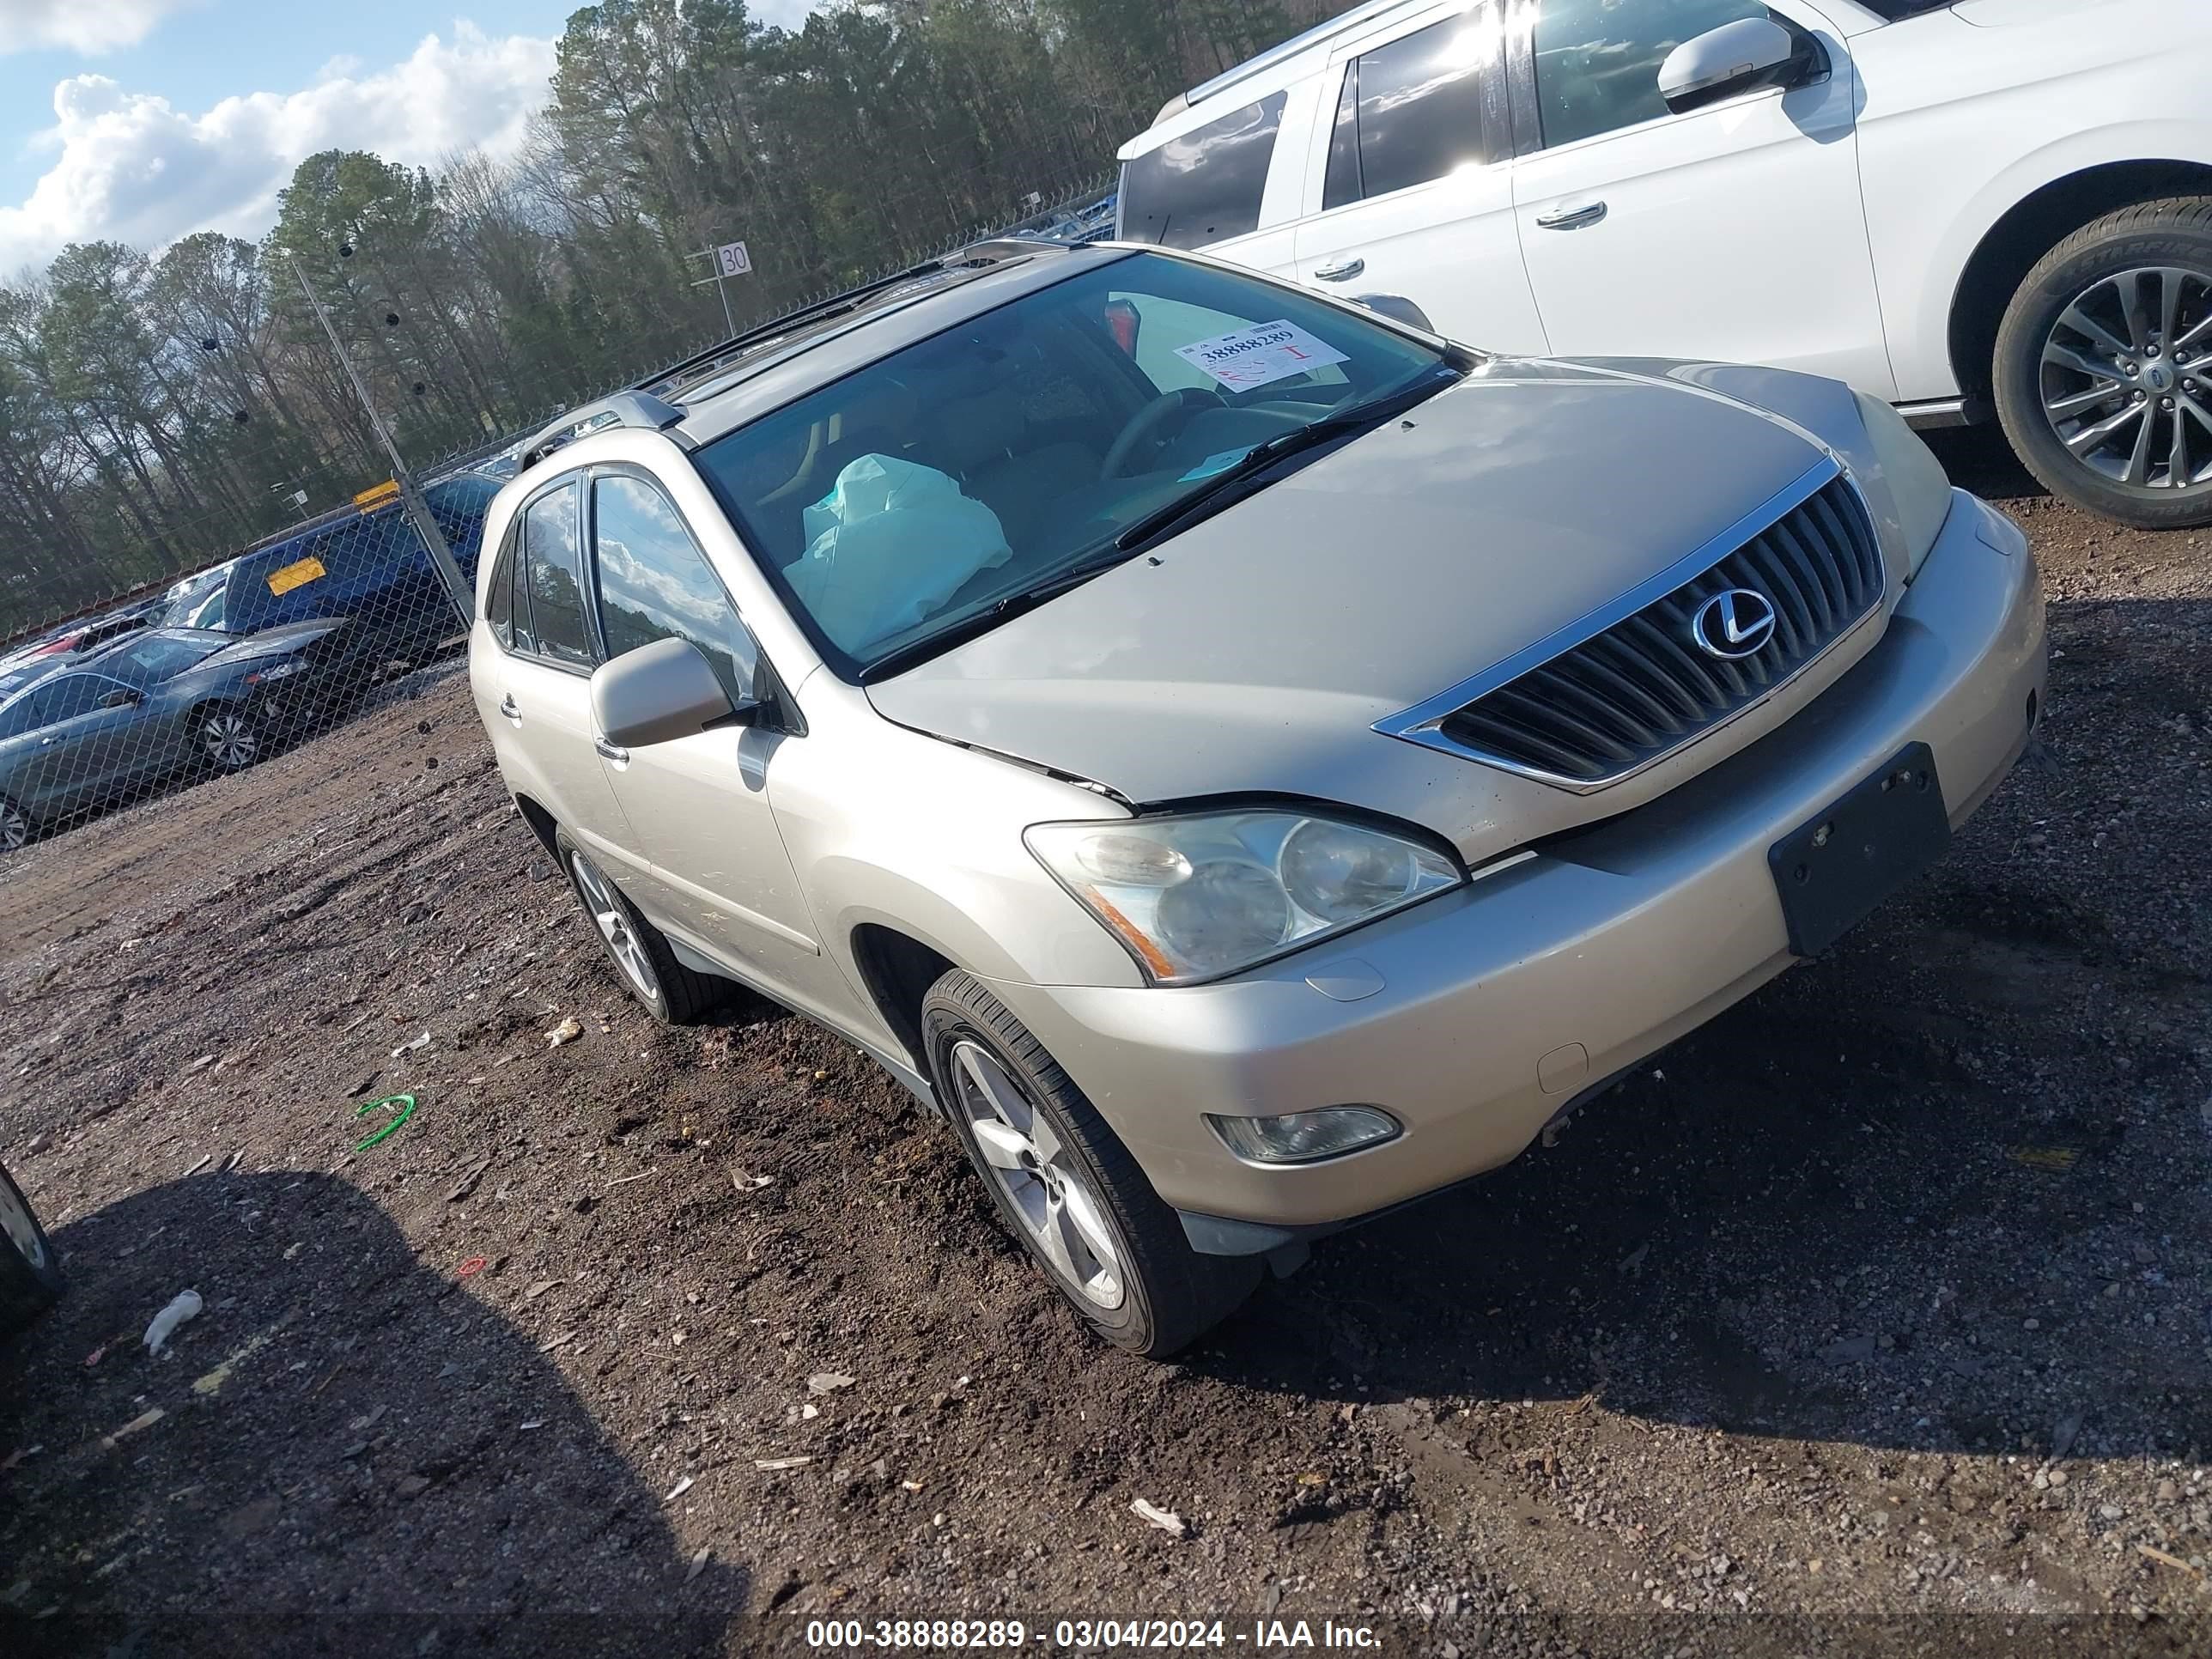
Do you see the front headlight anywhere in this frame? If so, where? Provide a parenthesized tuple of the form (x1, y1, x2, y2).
(1025, 809, 1463, 984)
(1852, 391, 1954, 577)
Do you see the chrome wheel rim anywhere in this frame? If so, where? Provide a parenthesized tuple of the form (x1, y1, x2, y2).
(0, 1175, 46, 1271)
(571, 850, 659, 1003)
(0, 800, 26, 851)
(202, 709, 258, 769)
(948, 1038, 1125, 1311)
(2039, 265, 2212, 492)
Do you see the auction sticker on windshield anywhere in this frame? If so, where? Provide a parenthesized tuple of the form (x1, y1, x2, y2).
(1174, 320, 1348, 390)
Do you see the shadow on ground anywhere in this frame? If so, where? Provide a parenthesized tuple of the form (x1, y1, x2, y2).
(0, 1171, 744, 1657)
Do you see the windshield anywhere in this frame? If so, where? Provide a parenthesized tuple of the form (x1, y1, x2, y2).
(692, 252, 1453, 678)
(164, 568, 231, 631)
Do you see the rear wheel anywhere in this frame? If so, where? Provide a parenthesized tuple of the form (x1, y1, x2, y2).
(922, 969, 1260, 1357)
(0, 1160, 63, 1335)
(1993, 197, 2212, 528)
(554, 827, 727, 1025)
(196, 702, 264, 773)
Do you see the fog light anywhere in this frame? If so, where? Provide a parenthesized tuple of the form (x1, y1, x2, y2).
(1205, 1106, 1400, 1165)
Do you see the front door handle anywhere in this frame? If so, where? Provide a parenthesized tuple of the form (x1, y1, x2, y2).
(593, 735, 629, 765)
(1536, 201, 1607, 231)
(498, 694, 520, 721)
(1311, 258, 1366, 283)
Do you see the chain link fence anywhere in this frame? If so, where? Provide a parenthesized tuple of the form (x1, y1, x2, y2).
(0, 467, 494, 854)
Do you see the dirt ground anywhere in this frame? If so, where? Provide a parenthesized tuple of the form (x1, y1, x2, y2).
(0, 429, 2206, 1658)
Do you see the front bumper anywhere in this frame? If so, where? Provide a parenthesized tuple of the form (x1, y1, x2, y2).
(984, 491, 2046, 1237)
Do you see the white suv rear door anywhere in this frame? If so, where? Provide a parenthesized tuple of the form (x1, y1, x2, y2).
(1507, 0, 1896, 394)
(1290, 3, 1549, 354)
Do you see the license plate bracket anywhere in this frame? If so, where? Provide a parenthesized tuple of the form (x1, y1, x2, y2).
(1770, 742, 1950, 957)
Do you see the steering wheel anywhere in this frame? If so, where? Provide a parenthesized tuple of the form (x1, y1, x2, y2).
(1099, 386, 1226, 480)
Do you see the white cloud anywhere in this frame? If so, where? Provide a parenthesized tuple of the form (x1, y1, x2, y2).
(0, 22, 556, 272)
(0, 0, 194, 56)
(753, 0, 825, 27)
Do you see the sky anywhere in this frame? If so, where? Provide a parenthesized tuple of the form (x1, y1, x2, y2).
(0, 0, 822, 276)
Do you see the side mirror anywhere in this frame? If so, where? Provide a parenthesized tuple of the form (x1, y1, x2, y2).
(98, 688, 139, 709)
(1352, 293, 1437, 334)
(590, 636, 755, 749)
(1658, 17, 1801, 115)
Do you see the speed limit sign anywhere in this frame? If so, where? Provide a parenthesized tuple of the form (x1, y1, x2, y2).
(715, 240, 752, 277)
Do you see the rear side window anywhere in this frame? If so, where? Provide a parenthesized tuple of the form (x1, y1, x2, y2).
(1324, 14, 1498, 208)
(1532, 0, 1771, 149)
(1119, 92, 1286, 251)
(483, 529, 516, 648)
(591, 475, 759, 704)
(520, 481, 593, 668)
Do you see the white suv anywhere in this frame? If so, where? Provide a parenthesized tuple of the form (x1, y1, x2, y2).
(1115, 0, 2212, 527)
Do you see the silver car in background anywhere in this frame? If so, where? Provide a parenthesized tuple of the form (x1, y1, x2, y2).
(469, 240, 2045, 1355)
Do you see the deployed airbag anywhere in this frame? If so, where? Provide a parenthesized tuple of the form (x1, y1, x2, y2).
(786, 454, 1012, 654)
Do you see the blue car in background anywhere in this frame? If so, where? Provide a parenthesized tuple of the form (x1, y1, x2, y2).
(163, 472, 501, 664)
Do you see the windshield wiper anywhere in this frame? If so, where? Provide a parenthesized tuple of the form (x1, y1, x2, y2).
(858, 547, 1139, 683)
(1110, 368, 1459, 555)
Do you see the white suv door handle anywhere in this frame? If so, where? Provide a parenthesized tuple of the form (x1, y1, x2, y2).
(498, 693, 520, 721)
(1536, 201, 1607, 231)
(593, 735, 629, 764)
(1311, 258, 1366, 282)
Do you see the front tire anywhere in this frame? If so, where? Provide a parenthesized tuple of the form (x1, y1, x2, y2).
(195, 702, 264, 774)
(0, 1159, 64, 1335)
(922, 970, 1260, 1357)
(554, 828, 726, 1025)
(1993, 197, 2212, 528)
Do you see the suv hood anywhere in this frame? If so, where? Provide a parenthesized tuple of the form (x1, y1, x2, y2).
(867, 362, 1827, 816)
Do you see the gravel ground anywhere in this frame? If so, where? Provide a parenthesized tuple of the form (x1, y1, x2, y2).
(0, 429, 2206, 1658)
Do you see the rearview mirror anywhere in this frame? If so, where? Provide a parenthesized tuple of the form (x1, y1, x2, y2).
(1352, 294, 1437, 334)
(590, 636, 756, 749)
(1658, 17, 1801, 114)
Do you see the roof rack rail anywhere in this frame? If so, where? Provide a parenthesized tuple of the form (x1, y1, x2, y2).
(518, 391, 685, 471)
(632, 240, 1058, 404)
(1181, 0, 1419, 111)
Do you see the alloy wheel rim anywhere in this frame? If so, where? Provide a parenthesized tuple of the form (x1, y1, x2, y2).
(948, 1038, 1125, 1311)
(203, 711, 258, 769)
(2039, 265, 2212, 493)
(0, 802, 25, 851)
(571, 850, 659, 1002)
(0, 1176, 46, 1271)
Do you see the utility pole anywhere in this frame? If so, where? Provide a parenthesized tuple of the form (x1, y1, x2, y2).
(289, 255, 474, 625)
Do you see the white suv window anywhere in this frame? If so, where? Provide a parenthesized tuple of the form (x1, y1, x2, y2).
(1323, 11, 1498, 209)
(1118, 92, 1288, 251)
(1531, 0, 1771, 149)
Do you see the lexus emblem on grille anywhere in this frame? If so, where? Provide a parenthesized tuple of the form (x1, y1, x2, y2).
(1691, 588, 1778, 659)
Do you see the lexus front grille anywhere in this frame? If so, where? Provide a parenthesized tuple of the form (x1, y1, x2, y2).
(1376, 461, 1886, 791)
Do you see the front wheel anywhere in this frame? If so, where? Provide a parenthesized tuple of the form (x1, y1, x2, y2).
(0, 1159, 64, 1335)
(195, 702, 264, 773)
(1993, 197, 2212, 528)
(922, 970, 1259, 1357)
